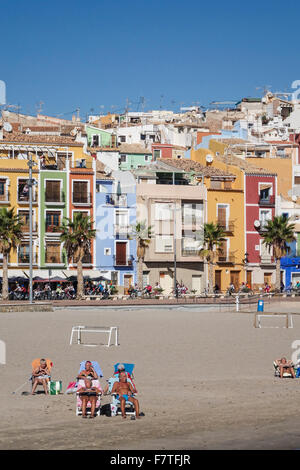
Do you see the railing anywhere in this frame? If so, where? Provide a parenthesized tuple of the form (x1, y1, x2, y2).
(217, 254, 235, 263)
(218, 221, 235, 233)
(105, 194, 127, 206)
(18, 253, 37, 264)
(45, 191, 65, 203)
(21, 222, 38, 232)
(113, 255, 134, 266)
(114, 224, 130, 238)
(40, 156, 66, 171)
(45, 252, 62, 264)
(70, 160, 93, 169)
(259, 195, 275, 206)
(45, 223, 62, 233)
(181, 248, 199, 256)
(72, 192, 92, 204)
(0, 191, 9, 203)
(260, 256, 275, 264)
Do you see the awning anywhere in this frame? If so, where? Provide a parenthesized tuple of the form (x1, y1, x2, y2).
(61, 269, 111, 280)
(260, 184, 272, 190)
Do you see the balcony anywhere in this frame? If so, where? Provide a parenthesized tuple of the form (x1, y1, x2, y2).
(260, 256, 275, 265)
(45, 191, 65, 204)
(70, 160, 93, 169)
(45, 252, 62, 264)
(45, 223, 62, 234)
(181, 248, 199, 257)
(105, 194, 127, 207)
(113, 255, 134, 267)
(0, 191, 10, 204)
(21, 222, 38, 233)
(18, 252, 37, 265)
(218, 221, 235, 233)
(259, 195, 275, 206)
(18, 188, 37, 204)
(40, 156, 66, 171)
(72, 192, 92, 205)
(217, 254, 235, 264)
(114, 224, 130, 239)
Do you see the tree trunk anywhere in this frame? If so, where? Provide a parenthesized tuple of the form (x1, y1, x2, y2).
(275, 257, 281, 292)
(77, 257, 84, 300)
(208, 260, 214, 294)
(137, 257, 143, 291)
(2, 252, 8, 301)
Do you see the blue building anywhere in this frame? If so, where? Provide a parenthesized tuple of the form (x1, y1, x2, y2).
(95, 164, 137, 293)
(280, 240, 300, 287)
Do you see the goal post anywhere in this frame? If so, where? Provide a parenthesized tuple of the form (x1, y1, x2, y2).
(254, 313, 293, 329)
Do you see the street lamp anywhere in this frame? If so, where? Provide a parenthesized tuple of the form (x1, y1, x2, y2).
(27, 153, 37, 304)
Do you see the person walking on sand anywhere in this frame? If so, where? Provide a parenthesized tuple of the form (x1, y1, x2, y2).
(111, 371, 140, 419)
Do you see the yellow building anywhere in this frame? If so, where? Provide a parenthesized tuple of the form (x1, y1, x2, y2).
(0, 130, 90, 276)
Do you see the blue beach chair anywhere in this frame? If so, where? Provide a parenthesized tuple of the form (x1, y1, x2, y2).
(107, 363, 137, 416)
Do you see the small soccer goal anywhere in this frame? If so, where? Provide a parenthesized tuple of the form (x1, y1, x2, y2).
(254, 313, 293, 329)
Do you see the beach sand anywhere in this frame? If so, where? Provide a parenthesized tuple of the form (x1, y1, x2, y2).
(1, 302, 300, 450)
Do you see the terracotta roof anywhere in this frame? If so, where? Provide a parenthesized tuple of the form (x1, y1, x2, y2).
(213, 151, 277, 176)
(118, 143, 152, 154)
(156, 158, 235, 178)
(1, 131, 83, 146)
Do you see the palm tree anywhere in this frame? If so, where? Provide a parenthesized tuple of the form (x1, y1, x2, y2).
(0, 208, 24, 300)
(261, 215, 296, 291)
(130, 220, 152, 290)
(60, 212, 96, 300)
(200, 222, 226, 294)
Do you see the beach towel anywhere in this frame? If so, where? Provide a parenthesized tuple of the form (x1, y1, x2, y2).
(79, 361, 103, 378)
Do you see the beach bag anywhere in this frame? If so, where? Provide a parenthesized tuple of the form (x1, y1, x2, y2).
(65, 381, 78, 394)
(48, 380, 62, 395)
(100, 403, 112, 416)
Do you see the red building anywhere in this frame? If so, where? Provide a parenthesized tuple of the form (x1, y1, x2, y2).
(152, 143, 186, 160)
(245, 170, 277, 289)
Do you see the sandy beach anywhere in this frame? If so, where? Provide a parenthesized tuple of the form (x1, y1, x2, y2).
(1, 302, 300, 450)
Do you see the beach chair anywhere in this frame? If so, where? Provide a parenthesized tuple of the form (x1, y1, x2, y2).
(76, 379, 102, 416)
(273, 361, 295, 378)
(78, 360, 103, 378)
(31, 358, 53, 393)
(107, 363, 137, 416)
(75, 361, 103, 416)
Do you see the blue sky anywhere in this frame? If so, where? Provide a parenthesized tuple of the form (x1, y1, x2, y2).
(1, 0, 300, 118)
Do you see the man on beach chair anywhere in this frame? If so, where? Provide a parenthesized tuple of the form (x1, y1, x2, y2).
(274, 357, 295, 378)
(111, 371, 140, 419)
(77, 378, 102, 418)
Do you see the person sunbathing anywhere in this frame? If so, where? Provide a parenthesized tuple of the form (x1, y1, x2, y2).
(31, 359, 50, 395)
(77, 361, 98, 381)
(111, 371, 140, 419)
(275, 357, 295, 378)
(78, 378, 102, 418)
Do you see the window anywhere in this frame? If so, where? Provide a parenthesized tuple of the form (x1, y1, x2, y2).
(145, 155, 150, 162)
(18, 244, 30, 264)
(153, 149, 161, 161)
(119, 136, 126, 143)
(45, 180, 61, 202)
(140, 134, 146, 140)
(73, 181, 89, 204)
(217, 205, 228, 230)
(295, 176, 300, 185)
(45, 243, 61, 264)
(224, 180, 232, 190)
(18, 179, 30, 201)
(0, 180, 7, 201)
(155, 237, 173, 253)
(19, 210, 35, 231)
(96, 183, 107, 193)
(210, 180, 222, 189)
(46, 211, 61, 232)
(91, 135, 100, 147)
(120, 154, 127, 163)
